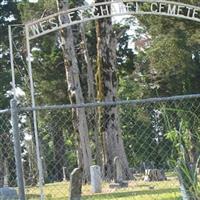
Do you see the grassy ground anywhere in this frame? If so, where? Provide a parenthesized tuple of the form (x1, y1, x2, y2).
(26, 175, 181, 200)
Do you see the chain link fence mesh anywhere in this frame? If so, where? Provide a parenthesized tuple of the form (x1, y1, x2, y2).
(0, 110, 17, 190)
(1, 94, 200, 199)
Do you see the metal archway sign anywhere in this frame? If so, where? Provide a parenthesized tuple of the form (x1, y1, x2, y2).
(25, 0, 200, 40)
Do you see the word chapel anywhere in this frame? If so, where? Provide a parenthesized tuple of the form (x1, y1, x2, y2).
(27, 0, 200, 39)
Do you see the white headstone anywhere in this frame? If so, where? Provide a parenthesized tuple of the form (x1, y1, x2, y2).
(0, 187, 18, 199)
(63, 167, 66, 181)
(90, 165, 102, 193)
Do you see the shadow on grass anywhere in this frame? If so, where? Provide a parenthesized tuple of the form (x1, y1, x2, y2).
(26, 188, 181, 200)
(83, 188, 180, 200)
(26, 194, 40, 199)
(26, 194, 60, 200)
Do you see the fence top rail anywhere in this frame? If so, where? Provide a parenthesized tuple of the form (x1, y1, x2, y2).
(19, 94, 200, 112)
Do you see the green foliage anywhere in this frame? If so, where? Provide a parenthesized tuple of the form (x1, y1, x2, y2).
(118, 74, 146, 100)
(31, 35, 68, 105)
(166, 122, 189, 152)
(130, 3, 200, 97)
(0, 0, 21, 108)
(163, 108, 200, 199)
(18, 0, 56, 21)
(0, 0, 22, 186)
(176, 150, 200, 199)
(121, 102, 173, 169)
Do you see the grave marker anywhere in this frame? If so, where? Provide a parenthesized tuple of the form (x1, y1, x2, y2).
(69, 168, 82, 200)
(90, 165, 102, 193)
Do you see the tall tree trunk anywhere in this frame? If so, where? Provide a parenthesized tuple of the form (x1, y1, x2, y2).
(25, 138, 38, 185)
(95, 0, 131, 180)
(56, 0, 92, 182)
(79, 23, 102, 167)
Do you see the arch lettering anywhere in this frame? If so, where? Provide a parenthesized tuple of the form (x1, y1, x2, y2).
(25, 0, 200, 40)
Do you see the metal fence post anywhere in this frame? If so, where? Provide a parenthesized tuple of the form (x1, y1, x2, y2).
(10, 99, 26, 200)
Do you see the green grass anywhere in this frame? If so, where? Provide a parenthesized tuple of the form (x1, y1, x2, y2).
(25, 176, 181, 200)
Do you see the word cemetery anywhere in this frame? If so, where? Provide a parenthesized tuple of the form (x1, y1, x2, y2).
(26, 0, 200, 39)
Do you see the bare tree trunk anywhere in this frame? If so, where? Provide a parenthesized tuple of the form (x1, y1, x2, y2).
(24, 136, 38, 185)
(95, 0, 131, 180)
(79, 24, 102, 167)
(80, 24, 96, 102)
(56, 0, 92, 182)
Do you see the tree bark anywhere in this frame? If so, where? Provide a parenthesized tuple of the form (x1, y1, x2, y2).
(56, 0, 92, 182)
(95, 0, 131, 180)
(79, 24, 102, 167)
(24, 138, 38, 185)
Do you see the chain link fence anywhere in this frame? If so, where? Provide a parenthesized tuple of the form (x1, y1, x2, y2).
(1, 94, 200, 199)
(0, 107, 21, 199)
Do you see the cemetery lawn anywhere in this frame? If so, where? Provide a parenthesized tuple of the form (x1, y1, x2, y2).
(26, 174, 181, 200)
